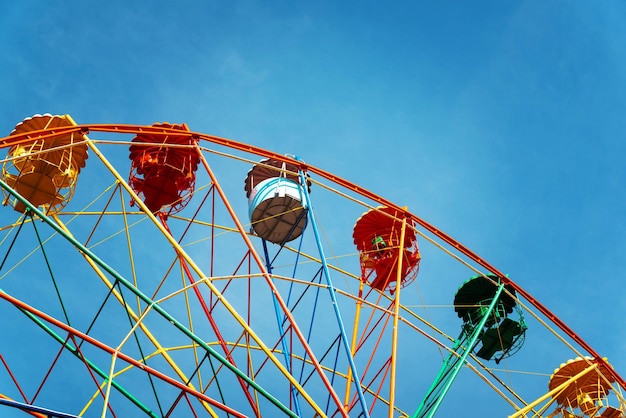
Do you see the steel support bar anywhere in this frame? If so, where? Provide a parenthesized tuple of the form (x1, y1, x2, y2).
(1, 122, 623, 393)
(194, 145, 346, 417)
(0, 397, 79, 418)
(299, 169, 370, 418)
(0, 287, 158, 417)
(412, 283, 506, 418)
(262, 239, 303, 417)
(0, 177, 297, 418)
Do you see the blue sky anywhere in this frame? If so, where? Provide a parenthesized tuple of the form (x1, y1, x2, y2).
(1, 1, 626, 417)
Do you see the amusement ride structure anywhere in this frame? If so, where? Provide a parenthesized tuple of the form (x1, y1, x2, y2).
(0, 114, 623, 417)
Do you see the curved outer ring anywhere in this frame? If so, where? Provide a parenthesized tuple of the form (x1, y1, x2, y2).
(1, 121, 624, 392)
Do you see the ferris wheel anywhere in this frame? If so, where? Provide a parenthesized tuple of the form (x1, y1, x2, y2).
(0, 114, 623, 418)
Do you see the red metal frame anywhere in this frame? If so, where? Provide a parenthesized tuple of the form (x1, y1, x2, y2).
(1, 122, 623, 394)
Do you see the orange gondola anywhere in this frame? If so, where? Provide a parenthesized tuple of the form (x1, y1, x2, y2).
(1, 114, 88, 213)
(548, 357, 622, 417)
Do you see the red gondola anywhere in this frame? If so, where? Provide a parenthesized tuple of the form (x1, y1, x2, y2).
(128, 123, 199, 214)
(352, 206, 420, 292)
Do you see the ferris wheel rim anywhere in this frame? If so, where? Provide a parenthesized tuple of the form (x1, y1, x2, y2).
(0, 119, 623, 417)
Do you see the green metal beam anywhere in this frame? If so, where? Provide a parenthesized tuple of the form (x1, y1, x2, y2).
(0, 177, 297, 418)
(412, 283, 506, 418)
(0, 287, 158, 417)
